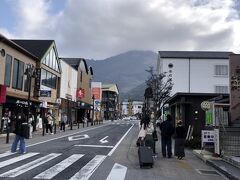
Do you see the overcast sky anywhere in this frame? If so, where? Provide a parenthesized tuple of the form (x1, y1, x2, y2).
(0, 0, 240, 59)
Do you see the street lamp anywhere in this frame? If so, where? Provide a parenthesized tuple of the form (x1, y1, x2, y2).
(91, 95, 95, 126)
(24, 64, 35, 122)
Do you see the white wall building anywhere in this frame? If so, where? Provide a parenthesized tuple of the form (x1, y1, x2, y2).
(60, 60, 78, 101)
(157, 51, 232, 95)
(121, 101, 129, 115)
(132, 101, 144, 115)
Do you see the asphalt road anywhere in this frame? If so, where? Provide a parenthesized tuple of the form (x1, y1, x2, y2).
(0, 120, 229, 180)
(0, 121, 134, 180)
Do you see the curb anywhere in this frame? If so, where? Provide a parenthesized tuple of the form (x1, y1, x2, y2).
(193, 150, 240, 180)
(206, 160, 240, 180)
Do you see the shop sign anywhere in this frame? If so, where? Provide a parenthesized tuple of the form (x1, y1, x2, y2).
(92, 87, 101, 100)
(40, 90, 51, 97)
(35, 68, 41, 90)
(16, 100, 32, 107)
(40, 101, 48, 108)
(0, 85, 6, 104)
(76, 88, 85, 99)
(214, 129, 220, 155)
(201, 130, 214, 148)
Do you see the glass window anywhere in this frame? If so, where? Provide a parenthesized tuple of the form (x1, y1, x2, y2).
(47, 71, 52, 86)
(24, 64, 31, 92)
(215, 65, 228, 76)
(41, 69, 47, 86)
(53, 50, 56, 70)
(4, 54, 12, 87)
(215, 86, 228, 93)
(17, 61, 24, 90)
(49, 49, 53, 69)
(12, 59, 24, 90)
(46, 53, 50, 67)
(52, 74, 57, 89)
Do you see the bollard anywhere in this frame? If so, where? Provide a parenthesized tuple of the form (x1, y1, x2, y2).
(42, 123, 45, 136)
(6, 123, 9, 144)
(83, 122, 84, 128)
(70, 121, 73, 130)
(54, 123, 57, 134)
(78, 122, 80, 129)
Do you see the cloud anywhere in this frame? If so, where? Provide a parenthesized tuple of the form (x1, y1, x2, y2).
(3, 0, 240, 59)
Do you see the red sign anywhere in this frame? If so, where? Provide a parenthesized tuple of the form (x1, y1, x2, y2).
(0, 85, 7, 104)
(92, 87, 101, 100)
(76, 88, 85, 99)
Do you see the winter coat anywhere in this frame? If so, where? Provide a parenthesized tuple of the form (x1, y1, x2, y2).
(159, 120, 174, 139)
(14, 116, 27, 137)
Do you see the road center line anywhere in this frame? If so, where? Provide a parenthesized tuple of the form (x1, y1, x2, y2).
(108, 124, 134, 156)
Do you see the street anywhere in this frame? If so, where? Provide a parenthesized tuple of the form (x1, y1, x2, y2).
(0, 120, 228, 180)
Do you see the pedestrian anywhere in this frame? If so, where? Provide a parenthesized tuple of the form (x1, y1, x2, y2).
(174, 120, 186, 160)
(11, 113, 28, 154)
(159, 114, 175, 158)
(46, 112, 53, 134)
(60, 113, 67, 132)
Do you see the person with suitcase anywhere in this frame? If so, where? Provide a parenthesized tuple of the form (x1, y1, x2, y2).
(11, 112, 28, 154)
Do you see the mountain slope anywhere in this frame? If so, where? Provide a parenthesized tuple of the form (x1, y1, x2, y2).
(87, 50, 157, 99)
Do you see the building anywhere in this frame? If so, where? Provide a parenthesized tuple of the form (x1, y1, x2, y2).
(121, 100, 129, 116)
(101, 84, 119, 120)
(59, 59, 78, 124)
(157, 51, 232, 95)
(60, 58, 93, 123)
(13, 39, 62, 122)
(132, 101, 144, 115)
(0, 34, 39, 132)
(157, 51, 233, 135)
(91, 82, 102, 121)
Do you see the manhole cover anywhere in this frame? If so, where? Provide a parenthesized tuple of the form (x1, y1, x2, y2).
(196, 169, 221, 176)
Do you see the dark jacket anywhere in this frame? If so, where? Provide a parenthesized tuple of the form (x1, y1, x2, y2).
(160, 120, 174, 139)
(14, 116, 27, 137)
(175, 126, 186, 139)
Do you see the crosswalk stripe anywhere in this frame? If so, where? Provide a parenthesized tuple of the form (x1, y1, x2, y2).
(0, 152, 39, 169)
(0, 152, 16, 159)
(34, 154, 84, 179)
(0, 153, 61, 177)
(106, 163, 127, 180)
(69, 155, 106, 180)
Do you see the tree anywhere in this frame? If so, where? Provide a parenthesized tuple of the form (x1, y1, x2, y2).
(145, 66, 173, 118)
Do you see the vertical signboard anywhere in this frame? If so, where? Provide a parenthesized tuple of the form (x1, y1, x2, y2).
(91, 82, 102, 119)
(35, 68, 41, 90)
(229, 54, 240, 122)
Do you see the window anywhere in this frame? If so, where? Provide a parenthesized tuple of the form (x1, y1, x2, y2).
(4, 54, 12, 87)
(41, 69, 57, 89)
(215, 86, 228, 94)
(12, 59, 24, 90)
(24, 64, 31, 92)
(42, 47, 59, 72)
(215, 65, 228, 76)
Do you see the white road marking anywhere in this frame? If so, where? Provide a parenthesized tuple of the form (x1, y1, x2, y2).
(26, 124, 109, 148)
(74, 145, 114, 148)
(0, 152, 16, 159)
(106, 163, 127, 180)
(108, 124, 134, 156)
(0, 153, 39, 168)
(34, 154, 84, 179)
(0, 153, 61, 177)
(99, 136, 109, 144)
(68, 134, 89, 141)
(70, 155, 106, 180)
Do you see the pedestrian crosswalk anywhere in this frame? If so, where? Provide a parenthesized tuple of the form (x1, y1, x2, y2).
(0, 152, 127, 180)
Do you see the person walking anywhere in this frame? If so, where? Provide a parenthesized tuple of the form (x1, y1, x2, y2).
(159, 114, 174, 158)
(46, 112, 53, 134)
(11, 113, 28, 154)
(174, 120, 186, 160)
(60, 113, 67, 132)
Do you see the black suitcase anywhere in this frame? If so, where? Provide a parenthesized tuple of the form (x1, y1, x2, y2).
(138, 146, 154, 168)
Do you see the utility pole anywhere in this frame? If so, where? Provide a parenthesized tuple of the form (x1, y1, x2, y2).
(92, 95, 95, 126)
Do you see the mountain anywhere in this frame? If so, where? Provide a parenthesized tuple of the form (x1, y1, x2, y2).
(87, 50, 158, 100)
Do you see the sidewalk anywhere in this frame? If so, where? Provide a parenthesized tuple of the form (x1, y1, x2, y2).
(0, 121, 108, 153)
(193, 150, 240, 180)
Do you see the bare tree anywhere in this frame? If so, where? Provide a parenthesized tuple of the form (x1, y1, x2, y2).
(145, 66, 173, 118)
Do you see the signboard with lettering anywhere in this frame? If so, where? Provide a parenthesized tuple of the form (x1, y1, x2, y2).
(201, 130, 215, 148)
(40, 90, 51, 97)
(229, 54, 240, 122)
(0, 85, 6, 104)
(76, 88, 85, 99)
(35, 68, 41, 90)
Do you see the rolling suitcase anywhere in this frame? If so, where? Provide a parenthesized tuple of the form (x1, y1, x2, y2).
(138, 145, 154, 168)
